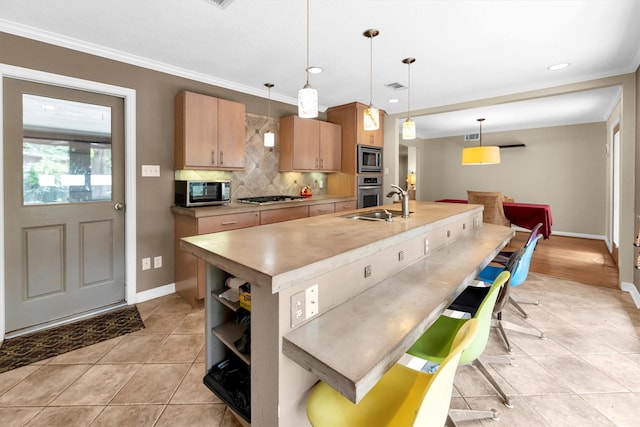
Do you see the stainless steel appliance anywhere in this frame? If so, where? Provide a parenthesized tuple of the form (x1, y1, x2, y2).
(357, 145, 383, 173)
(175, 180, 231, 207)
(237, 195, 305, 205)
(357, 175, 383, 208)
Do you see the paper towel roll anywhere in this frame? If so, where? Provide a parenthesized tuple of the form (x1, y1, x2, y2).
(226, 277, 247, 289)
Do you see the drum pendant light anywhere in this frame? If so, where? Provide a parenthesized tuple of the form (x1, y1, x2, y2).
(402, 57, 416, 140)
(298, 0, 318, 118)
(461, 118, 501, 165)
(363, 29, 380, 131)
(264, 83, 275, 148)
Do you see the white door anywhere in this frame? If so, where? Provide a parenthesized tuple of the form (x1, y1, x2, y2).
(3, 77, 126, 333)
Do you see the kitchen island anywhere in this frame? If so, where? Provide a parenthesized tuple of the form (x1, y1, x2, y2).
(179, 201, 514, 426)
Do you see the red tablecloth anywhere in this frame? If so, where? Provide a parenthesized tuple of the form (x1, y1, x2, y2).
(436, 199, 553, 239)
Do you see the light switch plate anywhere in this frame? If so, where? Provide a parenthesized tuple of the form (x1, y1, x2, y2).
(141, 165, 160, 177)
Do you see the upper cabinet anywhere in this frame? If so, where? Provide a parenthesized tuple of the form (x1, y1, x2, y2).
(327, 102, 385, 148)
(279, 115, 342, 172)
(174, 91, 246, 170)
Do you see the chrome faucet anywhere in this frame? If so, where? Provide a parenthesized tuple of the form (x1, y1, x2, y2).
(386, 184, 410, 218)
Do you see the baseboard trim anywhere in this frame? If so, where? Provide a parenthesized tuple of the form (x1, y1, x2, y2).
(135, 283, 175, 304)
(550, 231, 607, 240)
(620, 281, 640, 308)
(511, 226, 606, 241)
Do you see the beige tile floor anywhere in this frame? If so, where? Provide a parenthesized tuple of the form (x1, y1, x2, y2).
(1, 273, 639, 426)
(0, 293, 243, 427)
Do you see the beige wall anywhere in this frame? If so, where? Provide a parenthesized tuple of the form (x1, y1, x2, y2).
(0, 33, 305, 293)
(386, 73, 637, 289)
(421, 123, 607, 236)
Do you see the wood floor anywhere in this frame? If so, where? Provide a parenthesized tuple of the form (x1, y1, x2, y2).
(508, 231, 619, 288)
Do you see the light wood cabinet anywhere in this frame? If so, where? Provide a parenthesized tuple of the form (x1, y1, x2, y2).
(260, 206, 309, 225)
(326, 102, 385, 196)
(309, 203, 336, 217)
(174, 91, 246, 170)
(279, 115, 342, 172)
(327, 101, 385, 150)
(174, 212, 259, 305)
(334, 200, 357, 212)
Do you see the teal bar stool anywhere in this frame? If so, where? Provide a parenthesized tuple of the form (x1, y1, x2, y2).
(306, 318, 480, 427)
(407, 271, 513, 424)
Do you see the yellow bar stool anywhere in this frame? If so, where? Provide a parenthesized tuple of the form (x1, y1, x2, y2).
(305, 318, 480, 427)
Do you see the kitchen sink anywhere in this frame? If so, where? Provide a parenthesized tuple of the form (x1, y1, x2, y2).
(341, 209, 411, 221)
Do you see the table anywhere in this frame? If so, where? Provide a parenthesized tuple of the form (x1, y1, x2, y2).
(436, 199, 552, 238)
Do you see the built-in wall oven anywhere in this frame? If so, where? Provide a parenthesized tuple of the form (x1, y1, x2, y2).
(357, 175, 383, 208)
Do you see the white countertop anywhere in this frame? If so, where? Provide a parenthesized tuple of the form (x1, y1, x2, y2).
(180, 201, 483, 293)
(282, 224, 514, 403)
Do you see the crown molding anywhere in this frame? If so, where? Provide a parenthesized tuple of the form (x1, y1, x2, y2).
(0, 19, 321, 109)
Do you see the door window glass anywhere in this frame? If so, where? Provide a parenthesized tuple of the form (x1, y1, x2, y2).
(22, 94, 112, 205)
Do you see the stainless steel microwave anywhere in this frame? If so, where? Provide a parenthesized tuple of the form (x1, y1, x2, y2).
(175, 180, 231, 207)
(357, 145, 383, 173)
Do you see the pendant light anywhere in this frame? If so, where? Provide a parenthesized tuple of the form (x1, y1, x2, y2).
(264, 83, 275, 148)
(461, 118, 501, 165)
(402, 57, 416, 140)
(298, 0, 318, 118)
(363, 29, 380, 131)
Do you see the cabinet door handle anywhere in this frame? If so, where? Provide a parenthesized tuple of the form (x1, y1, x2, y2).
(315, 158, 319, 168)
(320, 158, 324, 169)
(211, 151, 216, 165)
(221, 220, 238, 225)
(220, 150, 224, 165)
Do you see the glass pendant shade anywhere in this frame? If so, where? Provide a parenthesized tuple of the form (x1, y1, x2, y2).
(402, 119, 416, 140)
(264, 82, 275, 147)
(363, 105, 380, 130)
(401, 57, 416, 140)
(461, 146, 501, 165)
(363, 29, 380, 131)
(264, 130, 275, 147)
(298, 83, 318, 118)
(298, 0, 318, 119)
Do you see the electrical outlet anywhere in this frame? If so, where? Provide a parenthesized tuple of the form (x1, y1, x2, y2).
(364, 265, 372, 278)
(154, 256, 162, 268)
(305, 284, 319, 318)
(142, 257, 151, 270)
(141, 165, 160, 177)
(398, 251, 405, 261)
(290, 290, 306, 328)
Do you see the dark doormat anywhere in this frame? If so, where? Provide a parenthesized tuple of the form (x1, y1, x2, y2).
(0, 305, 145, 373)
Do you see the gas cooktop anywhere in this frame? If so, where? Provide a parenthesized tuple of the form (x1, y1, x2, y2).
(237, 195, 306, 205)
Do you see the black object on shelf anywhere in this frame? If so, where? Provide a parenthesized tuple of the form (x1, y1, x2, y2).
(233, 307, 251, 354)
(203, 356, 251, 423)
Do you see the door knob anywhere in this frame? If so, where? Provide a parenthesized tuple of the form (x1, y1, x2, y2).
(114, 202, 125, 211)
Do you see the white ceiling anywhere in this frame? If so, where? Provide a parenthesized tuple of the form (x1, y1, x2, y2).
(1, 0, 639, 138)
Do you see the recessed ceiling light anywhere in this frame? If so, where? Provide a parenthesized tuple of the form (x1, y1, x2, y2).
(307, 66, 324, 74)
(547, 63, 570, 71)
(388, 98, 399, 103)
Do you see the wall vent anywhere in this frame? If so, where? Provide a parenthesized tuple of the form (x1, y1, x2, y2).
(385, 82, 407, 91)
(464, 133, 480, 142)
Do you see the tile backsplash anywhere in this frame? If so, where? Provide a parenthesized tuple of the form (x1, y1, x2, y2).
(175, 112, 328, 199)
